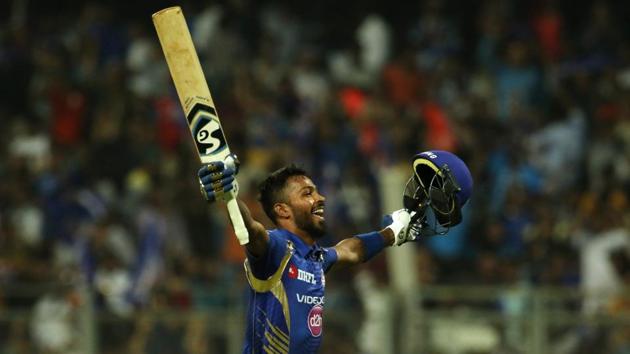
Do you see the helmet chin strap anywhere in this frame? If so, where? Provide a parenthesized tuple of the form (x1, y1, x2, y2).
(403, 164, 462, 237)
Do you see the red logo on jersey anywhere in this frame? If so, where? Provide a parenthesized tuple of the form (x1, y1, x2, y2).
(288, 264, 298, 279)
(307, 305, 323, 337)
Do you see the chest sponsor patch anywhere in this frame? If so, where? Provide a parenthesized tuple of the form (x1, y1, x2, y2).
(288, 264, 298, 279)
(287, 263, 316, 284)
(296, 293, 324, 305)
(307, 304, 323, 337)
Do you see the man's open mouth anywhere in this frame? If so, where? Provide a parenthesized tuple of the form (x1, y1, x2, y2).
(312, 205, 325, 220)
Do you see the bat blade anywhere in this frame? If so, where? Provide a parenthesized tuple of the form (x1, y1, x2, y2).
(152, 6, 249, 244)
(152, 6, 230, 164)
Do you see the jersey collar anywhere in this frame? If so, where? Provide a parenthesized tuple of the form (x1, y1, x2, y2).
(277, 229, 323, 259)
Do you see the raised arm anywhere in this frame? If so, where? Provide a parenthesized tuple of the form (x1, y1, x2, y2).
(333, 228, 394, 265)
(235, 199, 269, 258)
(333, 210, 413, 268)
(198, 160, 269, 258)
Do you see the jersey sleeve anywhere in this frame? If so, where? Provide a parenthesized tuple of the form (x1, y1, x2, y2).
(322, 247, 338, 273)
(246, 232, 288, 280)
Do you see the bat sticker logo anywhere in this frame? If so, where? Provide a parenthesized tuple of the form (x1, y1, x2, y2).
(188, 104, 227, 156)
(196, 119, 222, 153)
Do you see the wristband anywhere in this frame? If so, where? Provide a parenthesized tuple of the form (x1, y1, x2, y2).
(356, 231, 386, 262)
(322, 248, 338, 273)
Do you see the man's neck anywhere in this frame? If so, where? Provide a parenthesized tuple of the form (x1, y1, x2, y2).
(279, 223, 315, 246)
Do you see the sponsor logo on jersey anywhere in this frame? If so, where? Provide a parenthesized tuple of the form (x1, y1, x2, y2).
(288, 264, 298, 279)
(298, 268, 316, 284)
(287, 263, 316, 284)
(296, 294, 325, 305)
(307, 305, 323, 337)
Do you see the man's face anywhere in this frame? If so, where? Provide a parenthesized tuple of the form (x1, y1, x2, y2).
(281, 175, 326, 238)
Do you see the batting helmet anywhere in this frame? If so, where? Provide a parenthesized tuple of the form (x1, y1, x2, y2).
(403, 150, 473, 236)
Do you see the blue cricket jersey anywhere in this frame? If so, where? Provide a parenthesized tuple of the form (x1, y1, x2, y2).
(242, 229, 338, 354)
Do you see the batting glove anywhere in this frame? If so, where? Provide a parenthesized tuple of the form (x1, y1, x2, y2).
(198, 154, 240, 202)
(382, 209, 416, 246)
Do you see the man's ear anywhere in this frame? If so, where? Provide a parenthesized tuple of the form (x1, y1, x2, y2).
(273, 203, 291, 220)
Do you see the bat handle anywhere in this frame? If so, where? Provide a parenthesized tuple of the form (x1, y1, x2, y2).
(226, 193, 249, 245)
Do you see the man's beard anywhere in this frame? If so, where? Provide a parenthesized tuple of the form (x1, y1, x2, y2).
(295, 210, 327, 239)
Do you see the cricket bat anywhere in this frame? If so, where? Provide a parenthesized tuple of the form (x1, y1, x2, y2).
(152, 6, 249, 245)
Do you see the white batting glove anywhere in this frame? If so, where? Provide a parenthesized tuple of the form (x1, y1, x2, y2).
(384, 209, 416, 246)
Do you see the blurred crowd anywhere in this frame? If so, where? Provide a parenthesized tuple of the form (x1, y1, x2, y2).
(0, 0, 629, 353)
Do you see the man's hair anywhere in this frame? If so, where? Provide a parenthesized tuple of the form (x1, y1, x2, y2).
(258, 164, 308, 224)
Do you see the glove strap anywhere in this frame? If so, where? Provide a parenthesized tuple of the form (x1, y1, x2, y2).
(356, 232, 385, 262)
